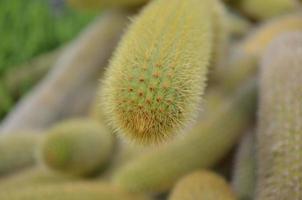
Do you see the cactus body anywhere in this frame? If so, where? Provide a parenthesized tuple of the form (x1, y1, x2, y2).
(68, 0, 148, 10)
(0, 133, 41, 176)
(101, 0, 214, 144)
(41, 119, 114, 176)
(237, 0, 298, 20)
(113, 79, 257, 193)
(232, 131, 256, 200)
(256, 33, 302, 200)
(0, 182, 151, 200)
(169, 170, 236, 200)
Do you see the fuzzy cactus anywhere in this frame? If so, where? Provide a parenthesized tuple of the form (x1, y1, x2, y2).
(112, 79, 257, 193)
(0, 133, 41, 176)
(101, 0, 215, 144)
(0, 167, 79, 191)
(232, 131, 256, 200)
(169, 170, 236, 200)
(236, 0, 299, 20)
(214, 13, 302, 92)
(67, 0, 148, 10)
(256, 32, 302, 200)
(40, 119, 114, 176)
(0, 182, 151, 200)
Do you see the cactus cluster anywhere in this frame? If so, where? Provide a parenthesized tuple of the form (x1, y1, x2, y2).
(2, 0, 302, 199)
(169, 170, 236, 200)
(40, 119, 114, 176)
(256, 32, 302, 200)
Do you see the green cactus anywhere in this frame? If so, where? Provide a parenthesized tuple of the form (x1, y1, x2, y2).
(256, 32, 302, 200)
(227, 12, 252, 38)
(232, 131, 256, 200)
(236, 0, 299, 20)
(0, 133, 41, 176)
(67, 0, 148, 10)
(169, 170, 236, 200)
(40, 119, 115, 176)
(214, 13, 302, 92)
(113, 79, 257, 193)
(101, 0, 214, 144)
(0, 167, 79, 191)
(0, 182, 151, 200)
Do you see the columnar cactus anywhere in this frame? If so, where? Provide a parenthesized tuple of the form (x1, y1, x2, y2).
(113, 79, 257, 193)
(256, 32, 302, 200)
(40, 119, 114, 176)
(169, 170, 236, 200)
(236, 0, 299, 20)
(0, 133, 41, 176)
(232, 131, 256, 200)
(0, 182, 151, 200)
(101, 0, 216, 144)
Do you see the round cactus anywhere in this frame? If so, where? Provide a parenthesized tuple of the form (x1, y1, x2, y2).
(40, 119, 114, 176)
(169, 170, 236, 200)
(101, 0, 215, 144)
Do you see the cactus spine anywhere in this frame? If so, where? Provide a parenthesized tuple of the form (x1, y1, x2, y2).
(101, 0, 214, 144)
(41, 119, 114, 176)
(0, 133, 41, 176)
(113, 79, 257, 193)
(232, 131, 256, 200)
(256, 32, 302, 200)
(169, 170, 236, 200)
(0, 182, 151, 200)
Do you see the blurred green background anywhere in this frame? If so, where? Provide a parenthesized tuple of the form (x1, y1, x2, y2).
(0, 0, 97, 119)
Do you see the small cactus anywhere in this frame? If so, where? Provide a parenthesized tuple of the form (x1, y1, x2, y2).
(236, 0, 299, 20)
(67, 0, 148, 10)
(101, 0, 214, 144)
(40, 119, 114, 176)
(169, 170, 236, 200)
(113, 79, 257, 193)
(256, 32, 302, 200)
(0, 182, 151, 200)
(232, 131, 256, 200)
(0, 133, 41, 176)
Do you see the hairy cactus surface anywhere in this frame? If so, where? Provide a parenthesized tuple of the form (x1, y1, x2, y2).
(0, 182, 151, 200)
(236, 0, 299, 20)
(232, 131, 256, 200)
(0, 133, 41, 176)
(169, 170, 236, 200)
(41, 119, 114, 176)
(101, 0, 214, 144)
(67, 0, 148, 10)
(256, 32, 302, 200)
(113, 79, 257, 193)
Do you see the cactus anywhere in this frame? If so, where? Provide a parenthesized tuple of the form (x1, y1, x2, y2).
(67, 0, 148, 10)
(213, 13, 302, 92)
(40, 119, 115, 176)
(232, 131, 256, 200)
(0, 182, 151, 200)
(236, 0, 299, 20)
(101, 0, 214, 144)
(169, 170, 236, 200)
(0, 133, 41, 176)
(0, 167, 79, 191)
(256, 32, 302, 200)
(227, 12, 252, 37)
(113, 79, 257, 193)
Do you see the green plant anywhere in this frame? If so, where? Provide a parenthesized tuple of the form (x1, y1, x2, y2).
(41, 119, 115, 176)
(256, 32, 302, 200)
(169, 170, 236, 200)
(67, 0, 149, 10)
(101, 0, 214, 144)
